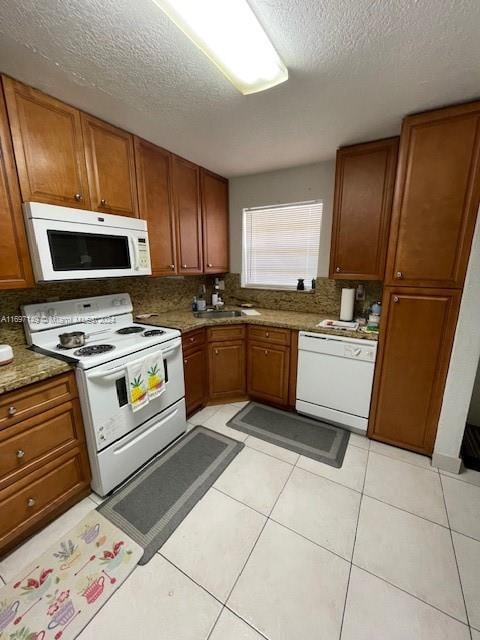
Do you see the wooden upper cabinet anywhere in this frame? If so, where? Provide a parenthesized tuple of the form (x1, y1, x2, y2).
(0, 85, 33, 289)
(172, 156, 203, 274)
(135, 138, 176, 276)
(329, 137, 399, 280)
(368, 287, 460, 455)
(2, 76, 90, 209)
(385, 102, 480, 288)
(201, 169, 229, 273)
(82, 114, 138, 217)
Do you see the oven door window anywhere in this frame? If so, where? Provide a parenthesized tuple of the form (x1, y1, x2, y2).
(47, 230, 131, 271)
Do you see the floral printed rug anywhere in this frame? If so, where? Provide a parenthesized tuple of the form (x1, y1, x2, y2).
(0, 511, 142, 640)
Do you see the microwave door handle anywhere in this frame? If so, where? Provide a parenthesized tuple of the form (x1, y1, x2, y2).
(87, 342, 181, 381)
(129, 236, 139, 271)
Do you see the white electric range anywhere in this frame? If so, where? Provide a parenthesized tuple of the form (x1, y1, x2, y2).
(22, 294, 186, 496)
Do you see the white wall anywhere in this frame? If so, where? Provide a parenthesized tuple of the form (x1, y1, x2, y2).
(433, 208, 480, 472)
(467, 361, 480, 427)
(228, 160, 336, 275)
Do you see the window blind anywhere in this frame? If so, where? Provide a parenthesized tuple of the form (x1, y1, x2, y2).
(242, 200, 323, 289)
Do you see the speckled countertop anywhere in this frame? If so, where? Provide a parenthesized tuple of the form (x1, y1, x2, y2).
(136, 307, 379, 341)
(0, 307, 378, 396)
(0, 345, 72, 395)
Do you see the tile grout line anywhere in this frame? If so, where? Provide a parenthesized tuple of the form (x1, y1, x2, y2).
(362, 491, 450, 530)
(338, 441, 370, 639)
(438, 472, 473, 636)
(350, 562, 472, 629)
(220, 461, 298, 621)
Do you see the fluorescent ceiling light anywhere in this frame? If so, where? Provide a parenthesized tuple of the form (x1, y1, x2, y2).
(153, 0, 288, 95)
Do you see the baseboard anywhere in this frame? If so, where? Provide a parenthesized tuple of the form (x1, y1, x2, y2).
(432, 451, 463, 474)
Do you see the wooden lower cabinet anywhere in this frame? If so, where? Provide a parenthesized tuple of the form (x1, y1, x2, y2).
(0, 373, 91, 556)
(247, 342, 290, 407)
(368, 287, 461, 455)
(208, 340, 246, 400)
(184, 347, 208, 416)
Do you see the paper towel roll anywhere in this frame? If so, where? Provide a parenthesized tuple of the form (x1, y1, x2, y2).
(340, 288, 355, 321)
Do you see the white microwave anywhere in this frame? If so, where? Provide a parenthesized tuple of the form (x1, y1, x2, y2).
(23, 202, 152, 282)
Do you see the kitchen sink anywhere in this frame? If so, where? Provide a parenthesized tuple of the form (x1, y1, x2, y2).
(193, 310, 243, 318)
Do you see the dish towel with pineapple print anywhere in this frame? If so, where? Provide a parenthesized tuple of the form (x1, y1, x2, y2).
(145, 352, 166, 400)
(126, 358, 149, 412)
(0, 511, 142, 640)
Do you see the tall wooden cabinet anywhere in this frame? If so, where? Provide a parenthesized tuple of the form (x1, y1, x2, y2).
(172, 157, 203, 274)
(82, 114, 138, 217)
(385, 103, 480, 288)
(0, 84, 33, 289)
(135, 138, 177, 276)
(329, 137, 398, 280)
(201, 169, 229, 273)
(3, 76, 91, 209)
(368, 101, 480, 455)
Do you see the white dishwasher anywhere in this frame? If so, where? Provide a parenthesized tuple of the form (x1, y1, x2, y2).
(296, 331, 377, 433)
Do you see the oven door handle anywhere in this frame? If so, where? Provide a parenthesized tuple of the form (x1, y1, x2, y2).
(87, 341, 181, 380)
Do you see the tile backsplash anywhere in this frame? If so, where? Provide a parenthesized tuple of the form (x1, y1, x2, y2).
(222, 273, 383, 317)
(0, 273, 383, 345)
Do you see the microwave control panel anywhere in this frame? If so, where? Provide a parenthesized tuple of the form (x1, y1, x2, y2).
(137, 237, 150, 270)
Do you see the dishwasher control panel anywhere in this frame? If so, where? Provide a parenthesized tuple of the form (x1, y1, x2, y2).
(298, 331, 377, 362)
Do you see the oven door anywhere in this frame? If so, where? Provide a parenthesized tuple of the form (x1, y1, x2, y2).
(81, 338, 185, 450)
(25, 214, 151, 281)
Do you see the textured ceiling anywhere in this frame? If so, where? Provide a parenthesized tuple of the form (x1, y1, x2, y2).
(0, 0, 479, 177)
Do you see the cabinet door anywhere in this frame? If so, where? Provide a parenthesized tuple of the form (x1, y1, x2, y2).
(82, 114, 138, 217)
(183, 347, 208, 416)
(208, 340, 246, 399)
(172, 157, 203, 274)
(201, 169, 229, 273)
(330, 137, 398, 280)
(247, 341, 290, 407)
(386, 102, 480, 288)
(0, 85, 33, 288)
(135, 138, 177, 275)
(2, 76, 90, 209)
(368, 287, 461, 454)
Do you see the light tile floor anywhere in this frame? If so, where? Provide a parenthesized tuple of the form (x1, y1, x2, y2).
(1, 401, 479, 640)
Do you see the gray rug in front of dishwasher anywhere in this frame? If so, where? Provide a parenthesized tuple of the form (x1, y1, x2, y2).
(97, 426, 244, 564)
(227, 402, 349, 468)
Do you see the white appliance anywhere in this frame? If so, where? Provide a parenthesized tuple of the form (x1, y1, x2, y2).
(296, 331, 377, 433)
(23, 294, 186, 496)
(23, 202, 151, 282)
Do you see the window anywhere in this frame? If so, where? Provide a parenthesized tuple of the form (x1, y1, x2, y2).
(242, 200, 323, 289)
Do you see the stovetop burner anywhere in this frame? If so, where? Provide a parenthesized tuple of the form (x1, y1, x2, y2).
(116, 326, 144, 335)
(143, 329, 165, 337)
(74, 344, 116, 356)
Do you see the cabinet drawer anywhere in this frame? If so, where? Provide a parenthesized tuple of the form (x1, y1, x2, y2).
(0, 447, 90, 551)
(0, 372, 77, 430)
(248, 326, 291, 346)
(207, 325, 245, 342)
(0, 400, 84, 486)
(182, 328, 206, 352)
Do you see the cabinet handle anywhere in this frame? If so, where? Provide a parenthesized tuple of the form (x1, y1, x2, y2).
(189, 337, 195, 342)
(74, 193, 83, 201)
(395, 271, 404, 279)
(8, 406, 16, 417)
(336, 267, 341, 273)
(169, 264, 175, 270)
(27, 497, 36, 508)
(393, 296, 399, 303)
(265, 332, 269, 338)
(184, 359, 188, 365)
(264, 350, 268, 355)
(215, 349, 219, 355)
(207, 263, 212, 268)
(16, 449, 25, 459)
(182, 264, 187, 269)
(100, 198, 108, 207)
